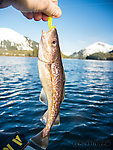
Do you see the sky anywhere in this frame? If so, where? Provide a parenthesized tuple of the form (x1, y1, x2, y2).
(0, 0, 113, 55)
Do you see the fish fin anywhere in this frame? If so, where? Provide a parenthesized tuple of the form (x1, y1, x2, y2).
(40, 110, 48, 125)
(40, 111, 60, 126)
(39, 88, 48, 105)
(53, 113, 60, 126)
(61, 69, 65, 103)
(61, 87, 65, 103)
(63, 87, 65, 101)
(30, 130, 49, 150)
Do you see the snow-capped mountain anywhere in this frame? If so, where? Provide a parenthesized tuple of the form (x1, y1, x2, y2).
(0, 28, 38, 50)
(83, 42, 113, 56)
(71, 42, 113, 58)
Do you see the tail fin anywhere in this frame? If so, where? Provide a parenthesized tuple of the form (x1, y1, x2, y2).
(30, 130, 49, 150)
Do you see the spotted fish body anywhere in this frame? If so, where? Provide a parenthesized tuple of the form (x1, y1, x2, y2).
(31, 28, 65, 149)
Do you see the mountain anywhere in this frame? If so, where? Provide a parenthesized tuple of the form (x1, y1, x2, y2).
(70, 50, 84, 59)
(0, 28, 39, 51)
(71, 42, 113, 58)
(83, 42, 113, 56)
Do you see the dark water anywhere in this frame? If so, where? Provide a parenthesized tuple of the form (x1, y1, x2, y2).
(0, 56, 113, 149)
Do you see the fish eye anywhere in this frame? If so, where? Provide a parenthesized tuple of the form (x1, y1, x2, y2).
(52, 41, 56, 47)
(53, 41, 56, 44)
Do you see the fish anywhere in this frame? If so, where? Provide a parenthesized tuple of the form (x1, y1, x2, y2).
(30, 28, 65, 149)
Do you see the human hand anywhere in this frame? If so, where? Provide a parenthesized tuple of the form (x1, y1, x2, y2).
(21, 0, 61, 21)
(0, 0, 62, 21)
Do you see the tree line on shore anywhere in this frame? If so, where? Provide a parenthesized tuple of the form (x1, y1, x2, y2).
(86, 52, 113, 60)
(0, 48, 38, 57)
(0, 48, 113, 61)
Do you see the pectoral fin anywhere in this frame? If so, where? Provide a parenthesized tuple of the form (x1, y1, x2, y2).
(61, 87, 65, 103)
(39, 88, 48, 105)
(63, 87, 65, 101)
(40, 110, 60, 126)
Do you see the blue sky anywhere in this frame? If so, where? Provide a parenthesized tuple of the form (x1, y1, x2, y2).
(0, 0, 113, 55)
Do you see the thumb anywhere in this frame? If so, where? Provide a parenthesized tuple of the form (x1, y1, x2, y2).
(43, 1, 62, 18)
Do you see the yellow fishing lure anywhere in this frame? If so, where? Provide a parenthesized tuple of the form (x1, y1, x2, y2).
(48, 17, 56, 30)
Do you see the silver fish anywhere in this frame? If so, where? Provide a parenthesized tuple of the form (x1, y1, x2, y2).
(31, 28, 65, 149)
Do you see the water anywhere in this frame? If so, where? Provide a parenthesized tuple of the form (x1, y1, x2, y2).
(0, 56, 113, 149)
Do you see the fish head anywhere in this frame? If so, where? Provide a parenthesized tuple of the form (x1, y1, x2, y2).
(38, 28, 60, 63)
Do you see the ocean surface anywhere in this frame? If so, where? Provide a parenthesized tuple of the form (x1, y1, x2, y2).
(0, 56, 113, 150)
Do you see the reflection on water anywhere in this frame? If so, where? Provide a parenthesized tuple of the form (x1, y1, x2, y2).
(0, 57, 113, 149)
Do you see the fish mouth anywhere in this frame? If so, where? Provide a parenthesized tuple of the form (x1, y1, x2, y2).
(42, 28, 56, 36)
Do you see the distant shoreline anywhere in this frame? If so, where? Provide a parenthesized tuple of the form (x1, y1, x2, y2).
(0, 55, 113, 61)
(0, 55, 38, 58)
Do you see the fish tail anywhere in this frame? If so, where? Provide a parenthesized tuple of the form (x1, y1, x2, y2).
(30, 130, 49, 149)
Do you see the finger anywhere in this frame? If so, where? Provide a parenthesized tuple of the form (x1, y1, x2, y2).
(33, 12, 42, 21)
(43, 1, 62, 18)
(42, 14, 48, 22)
(22, 12, 33, 19)
(0, 0, 12, 8)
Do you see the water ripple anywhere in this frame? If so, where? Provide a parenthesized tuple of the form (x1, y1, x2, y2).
(0, 57, 113, 149)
